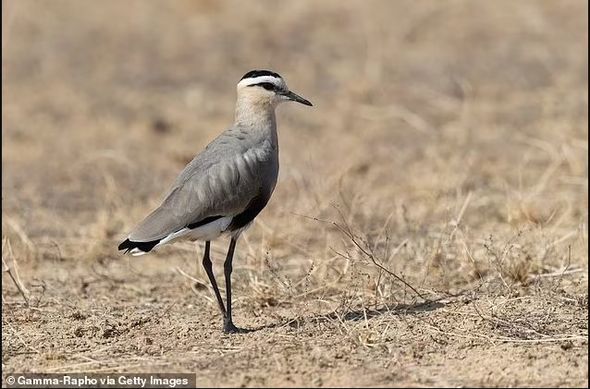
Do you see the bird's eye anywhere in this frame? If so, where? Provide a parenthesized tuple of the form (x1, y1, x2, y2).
(250, 82, 277, 91)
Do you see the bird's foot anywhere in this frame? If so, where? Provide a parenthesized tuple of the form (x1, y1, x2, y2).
(223, 321, 251, 334)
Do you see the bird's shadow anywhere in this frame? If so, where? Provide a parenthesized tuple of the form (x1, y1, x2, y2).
(248, 296, 452, 333)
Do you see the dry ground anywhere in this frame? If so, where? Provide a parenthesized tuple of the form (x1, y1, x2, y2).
(2, 0, 588, 387)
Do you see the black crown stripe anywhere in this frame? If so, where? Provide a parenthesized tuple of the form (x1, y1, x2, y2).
(240, 70, 281, 81)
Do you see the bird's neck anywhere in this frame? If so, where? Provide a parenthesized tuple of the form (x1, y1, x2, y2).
(234, 101, 278, 146)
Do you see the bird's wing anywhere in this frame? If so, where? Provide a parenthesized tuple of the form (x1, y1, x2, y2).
(127, 140, 274, 242)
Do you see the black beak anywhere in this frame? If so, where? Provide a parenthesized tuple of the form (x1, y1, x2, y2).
(283, 90, 313, 106)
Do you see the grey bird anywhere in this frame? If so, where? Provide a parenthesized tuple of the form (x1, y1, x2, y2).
(118, 70, 312, 333)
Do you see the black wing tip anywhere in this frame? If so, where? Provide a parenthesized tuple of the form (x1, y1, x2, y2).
(117, 238, 159, 254)
(118, 239, 131, 251)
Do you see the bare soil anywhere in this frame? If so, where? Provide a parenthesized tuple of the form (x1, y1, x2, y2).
(2, 0, 588, 387)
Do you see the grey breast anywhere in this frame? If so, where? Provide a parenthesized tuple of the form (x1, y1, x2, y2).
(128, 125, 279, 242)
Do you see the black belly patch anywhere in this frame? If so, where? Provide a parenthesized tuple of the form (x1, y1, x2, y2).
(187, 215, 223, 229)
(228, 192, 270, 231)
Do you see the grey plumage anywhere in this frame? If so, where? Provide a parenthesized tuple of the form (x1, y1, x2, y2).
(128, 122, 278, 244)
(118, 70, 311, 333)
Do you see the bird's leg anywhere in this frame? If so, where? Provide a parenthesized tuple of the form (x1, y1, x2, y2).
(223, 237, 242, 333)
(201, 241, 226, 317)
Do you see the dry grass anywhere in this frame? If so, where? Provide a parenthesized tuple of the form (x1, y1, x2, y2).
(2, 0, 588, 387)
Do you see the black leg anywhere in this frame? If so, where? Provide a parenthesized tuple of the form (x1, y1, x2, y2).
(223, 237, 242, 333)
(201, 241, 226, 317)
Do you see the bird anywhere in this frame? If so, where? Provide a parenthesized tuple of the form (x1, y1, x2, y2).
(118, 70, 312, 333)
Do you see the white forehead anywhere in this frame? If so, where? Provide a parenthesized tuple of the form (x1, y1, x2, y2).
(237, 75, 287, 89)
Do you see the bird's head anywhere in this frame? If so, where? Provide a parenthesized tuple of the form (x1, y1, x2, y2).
(236, 70, 312, 108)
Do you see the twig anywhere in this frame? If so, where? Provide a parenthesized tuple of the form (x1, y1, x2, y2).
(332, 213, 426, 300)
(530, 268, 583, 280)
(2, 238, 30, 306)
(174, 266, 206, 286)
(494, 336, 588, 344)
